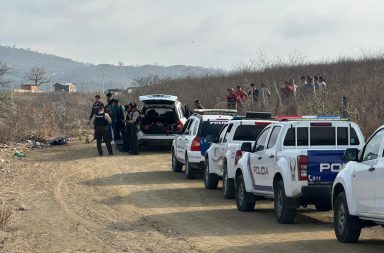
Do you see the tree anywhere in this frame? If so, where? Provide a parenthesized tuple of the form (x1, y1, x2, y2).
(24, 67, 49, 86)
(0, 62, 10, 86)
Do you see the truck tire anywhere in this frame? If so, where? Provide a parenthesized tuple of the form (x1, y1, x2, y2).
(185, 155, 196, 179)
(204, 158, 219, 189)
(171, 150, 182, 172)
(223, 163, 235, 199)
(235, 173, 255, 212)
(274, 180, 296, 224)
(334, 192, 361, 243)
(315, 202, 332, 212)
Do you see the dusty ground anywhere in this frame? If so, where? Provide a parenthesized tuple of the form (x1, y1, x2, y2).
(0, 142, 383, 253)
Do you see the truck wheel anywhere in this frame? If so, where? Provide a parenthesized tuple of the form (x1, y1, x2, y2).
(185, 155, 196, 179)
(223, 163, 235, 199)
(334, 192, 361, 243)
(235, 173, 255, 212)
(315, 202, 332, 212)
(172, 150, 182, 172)
(274, 180, 296, 224)
(204, 158, 219, 189)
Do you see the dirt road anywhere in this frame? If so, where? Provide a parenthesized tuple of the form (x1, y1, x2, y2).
(1, 142, 383, 252)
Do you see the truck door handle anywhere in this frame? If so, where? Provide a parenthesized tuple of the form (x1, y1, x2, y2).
(258, 157, 262, 160)
(368, 167, 375, 172)
(269, 155, 275, 158)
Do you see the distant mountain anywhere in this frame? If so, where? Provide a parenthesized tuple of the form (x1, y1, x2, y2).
(0, 45, 223, 91)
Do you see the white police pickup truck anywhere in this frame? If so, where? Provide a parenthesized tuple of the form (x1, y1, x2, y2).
(333, 125, 384, 243)
(171, 109, 236, 179)
(204, 112, 273, 199)
(235, 116, 364, 224)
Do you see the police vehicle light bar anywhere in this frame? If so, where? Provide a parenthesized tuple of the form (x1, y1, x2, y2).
(193, 109, 238, 116)
(275, 115, 347, 121)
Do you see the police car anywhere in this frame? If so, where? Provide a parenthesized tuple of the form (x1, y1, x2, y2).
(333, 125, 384, 243)
(171, 109, 236, 179)
(204, 112, 273, 199)
(234, 116, 364, 224)
(138, 94, 188, 147)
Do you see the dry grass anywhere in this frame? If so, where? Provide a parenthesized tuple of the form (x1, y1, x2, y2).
(131, 55, 384, 137)
(0, 92, 93, 143)
(0, 203, 12, 228)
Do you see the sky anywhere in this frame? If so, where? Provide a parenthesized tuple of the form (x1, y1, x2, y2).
(1, 0, 384, 70)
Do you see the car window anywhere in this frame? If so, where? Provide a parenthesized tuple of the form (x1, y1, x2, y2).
(297, 127, 308, 146)
(233, 125, 267, 141)
(192, 119, 199, 135)
(217, 125, 228, 143)
(337, 127, 360, 145)
(267, 126, 281, 149)
(181, 119, 192, 134)
(363, 129, 384, 161)
(310, 127, 335, 145)
(223, 124, 233, 143)
(200, 120, 228, 141)
(255, 127, 271, 151)
(283, 127, 295, 146)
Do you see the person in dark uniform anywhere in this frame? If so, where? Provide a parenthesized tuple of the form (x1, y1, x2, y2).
(126, 102, 140, 155)
(89, 95, 104, 120)
(119, 103, 132, 152)
(90, 106, 113, 156)
(105, 92, 114, 140)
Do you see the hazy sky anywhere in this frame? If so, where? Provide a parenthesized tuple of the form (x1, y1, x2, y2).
(1, 0, 384, 69)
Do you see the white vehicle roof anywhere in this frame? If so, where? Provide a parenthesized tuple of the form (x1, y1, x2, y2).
(228, 119, 275, 125)
(139, 94, 178, 102)
(200, 114, 234, 121)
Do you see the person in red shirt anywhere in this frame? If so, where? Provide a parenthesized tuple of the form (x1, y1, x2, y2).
(234, 85, 248, 114)
(226, 88, 238, 110)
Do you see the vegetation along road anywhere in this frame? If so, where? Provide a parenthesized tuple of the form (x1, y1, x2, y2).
(1, 142, 383, 252)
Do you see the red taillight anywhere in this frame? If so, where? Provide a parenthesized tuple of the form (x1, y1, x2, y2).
(191, 137, 201, 151)
(176, 120, 183, 130)
(297, 155, 308, 181)
(235, 150, 243, 165)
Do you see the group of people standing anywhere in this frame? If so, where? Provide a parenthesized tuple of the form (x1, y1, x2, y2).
(280, 75, 327, 98)
(89, 93, 140, 156)
(226, 83, 271, 112)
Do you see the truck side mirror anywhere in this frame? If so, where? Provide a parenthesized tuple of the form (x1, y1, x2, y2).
(241, 142, 252, 152)
(343, 148, 359, 161)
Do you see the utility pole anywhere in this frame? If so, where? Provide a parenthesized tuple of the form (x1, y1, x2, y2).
(10, 82, 14, 100)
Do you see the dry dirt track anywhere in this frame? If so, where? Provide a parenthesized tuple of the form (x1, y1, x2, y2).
(1, 142, 384, 253)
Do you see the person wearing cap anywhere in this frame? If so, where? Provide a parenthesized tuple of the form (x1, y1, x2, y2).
(194, 100, 204, 109)
(90, 105, 113, 156)
(126, 102, 141, 155)
(89, 95, 104, 121)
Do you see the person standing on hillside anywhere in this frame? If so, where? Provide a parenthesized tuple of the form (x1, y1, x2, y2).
(319, 76, 327, 92)
(260, 83, 271, 105)
(194, 100, 204, 109)
(89, 95, 104, 120)
(248, 83, 259, 110)
(126, 102, 140, 155)
(90, 106, 113, 156)
(235, 85, 248, 114)
(226, 88, 238, 110)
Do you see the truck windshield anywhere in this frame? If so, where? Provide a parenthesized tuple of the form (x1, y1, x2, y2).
(233, 125, 266, 141)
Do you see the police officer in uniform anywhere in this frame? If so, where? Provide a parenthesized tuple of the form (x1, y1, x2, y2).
(91, 106, 113, 156)
(126, 102, 140, 155)
(89, 95, 104, 120)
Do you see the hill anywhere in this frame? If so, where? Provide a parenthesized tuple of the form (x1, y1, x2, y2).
(0, 45, 223, 91)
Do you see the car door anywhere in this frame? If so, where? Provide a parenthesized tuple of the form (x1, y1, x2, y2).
(249, 126, 272, 192)
(210, 124, 229, 174)
(353, 129, 384, 214)
(176, 119, 193, 160)
(262, 126, 282, 187)
(375, 152, 384, 215)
